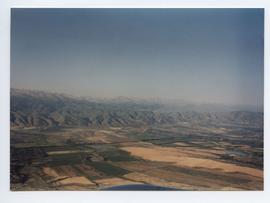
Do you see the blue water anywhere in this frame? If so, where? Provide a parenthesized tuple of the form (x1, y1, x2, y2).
(103, 184, 181, 191)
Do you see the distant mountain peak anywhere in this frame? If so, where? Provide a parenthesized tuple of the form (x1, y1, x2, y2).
(10, 88, 263, 128)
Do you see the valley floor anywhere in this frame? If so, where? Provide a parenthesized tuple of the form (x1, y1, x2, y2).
(10, 122, 263, 191)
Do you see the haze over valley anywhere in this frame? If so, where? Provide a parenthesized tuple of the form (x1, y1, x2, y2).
(10, 88, 263, 190)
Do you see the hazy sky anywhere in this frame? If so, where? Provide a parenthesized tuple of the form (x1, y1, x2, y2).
(11, 9, 264, 106)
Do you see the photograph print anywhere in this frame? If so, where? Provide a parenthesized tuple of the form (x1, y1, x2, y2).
(10, 8, 264, 191)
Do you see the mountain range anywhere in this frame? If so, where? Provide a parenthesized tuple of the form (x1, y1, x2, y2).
(10, 88, 263, 128)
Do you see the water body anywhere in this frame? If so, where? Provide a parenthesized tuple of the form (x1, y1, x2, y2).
(103, 184, 181, 191)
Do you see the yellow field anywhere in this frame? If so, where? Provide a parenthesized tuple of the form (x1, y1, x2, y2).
(121, 146, 263, 178)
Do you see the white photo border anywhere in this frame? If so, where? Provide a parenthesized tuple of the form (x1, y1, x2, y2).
(0, 1, 269, 203)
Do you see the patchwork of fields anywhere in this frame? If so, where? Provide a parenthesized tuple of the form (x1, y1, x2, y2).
(10, 122, 263, 191)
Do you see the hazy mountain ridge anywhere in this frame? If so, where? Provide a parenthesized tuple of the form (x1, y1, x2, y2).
(10, 89, 263, 128)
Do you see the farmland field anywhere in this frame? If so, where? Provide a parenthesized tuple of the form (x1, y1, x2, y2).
(11, 122, 263, 191)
